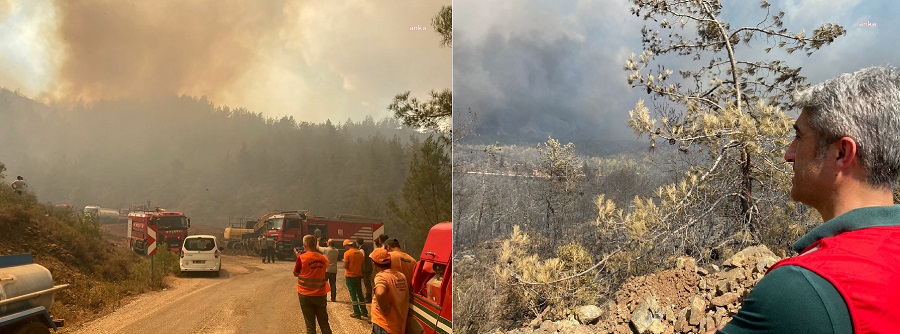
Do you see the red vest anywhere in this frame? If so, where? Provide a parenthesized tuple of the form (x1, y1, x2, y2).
(768, 226, 900, 333)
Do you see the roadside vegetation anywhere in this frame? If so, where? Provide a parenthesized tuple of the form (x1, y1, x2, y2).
(0, 166, 179, 327)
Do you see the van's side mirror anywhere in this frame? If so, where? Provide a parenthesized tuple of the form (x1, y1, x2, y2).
(187, 218, 191, 228)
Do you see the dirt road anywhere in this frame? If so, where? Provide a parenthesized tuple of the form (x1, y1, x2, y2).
(63, 254, 372, 334)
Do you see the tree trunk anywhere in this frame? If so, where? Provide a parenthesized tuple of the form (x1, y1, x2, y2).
(741, 148, 757, 239)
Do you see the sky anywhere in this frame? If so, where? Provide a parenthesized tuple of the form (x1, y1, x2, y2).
(0, 0, 451, 124)
(453, 0, 900, 151)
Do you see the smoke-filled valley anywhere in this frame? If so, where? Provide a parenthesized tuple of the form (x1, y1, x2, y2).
(0, 88, 431, 227)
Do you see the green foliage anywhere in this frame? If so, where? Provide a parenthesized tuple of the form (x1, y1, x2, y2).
(130, 249, 180, 289)
(388, 89, 453, 137)
(387, 135, 451, 257)
(77, 213, 102, 236)
(432, 6, 452, 48)
(539, 137, 584, 193)
(537, 137, 586, 249)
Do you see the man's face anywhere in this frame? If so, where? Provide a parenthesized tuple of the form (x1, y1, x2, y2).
(784, 110, 833, 207)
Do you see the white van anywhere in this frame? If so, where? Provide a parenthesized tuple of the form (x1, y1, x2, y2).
(180, 235, 223, 276)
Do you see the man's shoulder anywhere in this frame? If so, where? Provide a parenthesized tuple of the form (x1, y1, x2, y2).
(721, 265, 850, 333)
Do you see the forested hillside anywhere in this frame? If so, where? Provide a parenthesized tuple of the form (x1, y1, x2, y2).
(0, 88, 428, 229)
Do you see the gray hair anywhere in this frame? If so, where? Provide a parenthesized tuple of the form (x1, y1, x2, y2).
(793, 66, 900, 188)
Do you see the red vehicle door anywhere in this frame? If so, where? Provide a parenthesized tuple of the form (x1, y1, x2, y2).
(407, 222, 452, 334)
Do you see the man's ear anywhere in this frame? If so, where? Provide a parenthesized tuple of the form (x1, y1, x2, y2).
(834, 137, 858, 171)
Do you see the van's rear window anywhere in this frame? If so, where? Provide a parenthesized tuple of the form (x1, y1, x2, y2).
(185, 238, 215, 251)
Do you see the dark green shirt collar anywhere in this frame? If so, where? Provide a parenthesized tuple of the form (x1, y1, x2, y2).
(794, 205, 900, 252)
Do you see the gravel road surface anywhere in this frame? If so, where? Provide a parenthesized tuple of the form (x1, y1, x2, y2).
(63, 254, 372, 334)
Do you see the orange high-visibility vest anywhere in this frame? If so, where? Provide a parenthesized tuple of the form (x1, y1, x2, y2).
(297, 251, 331, 296)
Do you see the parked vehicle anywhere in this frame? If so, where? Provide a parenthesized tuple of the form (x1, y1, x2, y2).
(128, 207, 190, 255)
(407, 222, 452, 334)
(82, 205, 122, 224)
(222, 218, 255, 250)
(242, 211, 384, 260)
(0, 254, 68, 334)
(179, 235, 223, 277)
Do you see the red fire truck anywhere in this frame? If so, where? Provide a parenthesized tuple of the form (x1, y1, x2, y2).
(127, 208, 191, 255)
(407, 222, 452, 334)
(242, 211, 384, 260)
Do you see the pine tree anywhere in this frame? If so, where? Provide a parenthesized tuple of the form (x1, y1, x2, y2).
(386, 135, 451, 257)
(623, 0, 845, 251)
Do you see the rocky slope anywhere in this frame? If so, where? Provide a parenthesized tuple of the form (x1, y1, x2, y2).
(503, 246, 781, 334)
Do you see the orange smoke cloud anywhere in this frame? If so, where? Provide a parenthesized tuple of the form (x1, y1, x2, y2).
(51, 1, 285, 102)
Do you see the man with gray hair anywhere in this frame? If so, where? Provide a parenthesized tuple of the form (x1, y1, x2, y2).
(716, 66, 900, 333)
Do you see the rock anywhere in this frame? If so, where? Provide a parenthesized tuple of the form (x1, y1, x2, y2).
(713, 306, 729, 327)
(697, 267, 709, 276)
(717, 268, 747, 294)
(675, 256, 697, 272)
(755, 255, 779, 273)
(739, 286, 750, 299)
(630, 294, 663, 334)
(556, 319, 580, 332)
(724, 245, 776, 269)
(664, 324, 675, 334)
(711, 292, 739, 307)
(715, 278, 730, 295)
(647, 321, 666, 334)
(569, 325, 596, 334)
(539, 320, 557, 332)
(664, 306, 675, 322)
(688, 296, 707, 326)
(704, 315, 717, 332)
(576, 305, 603, 325)
(675, 307, 689, 332)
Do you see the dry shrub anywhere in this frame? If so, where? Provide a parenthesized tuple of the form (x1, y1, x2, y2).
(453, 252, 500, 333)
(493, 226, 602, 323)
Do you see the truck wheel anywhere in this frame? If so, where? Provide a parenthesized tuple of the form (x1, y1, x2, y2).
(13, 321, 50, 334)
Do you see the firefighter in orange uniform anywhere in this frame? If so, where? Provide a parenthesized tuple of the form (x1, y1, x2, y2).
(370, 248, 410, 334)
(293, 235, 332, 334)
(385, 238, 416, 291)
(343, 239, 369, 319)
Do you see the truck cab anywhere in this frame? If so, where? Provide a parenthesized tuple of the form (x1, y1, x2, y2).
(407, 222, 452, 334)
(246, 211, 309, 259)
(128, 210, 191, 255)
